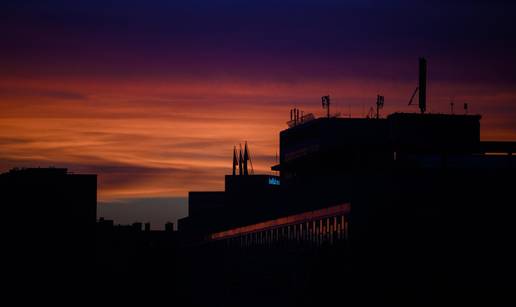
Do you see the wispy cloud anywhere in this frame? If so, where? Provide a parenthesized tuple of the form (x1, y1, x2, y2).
(1, 76, 515, 203)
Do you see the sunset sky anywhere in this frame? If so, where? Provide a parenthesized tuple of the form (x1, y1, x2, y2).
(2, 1, 515, 227)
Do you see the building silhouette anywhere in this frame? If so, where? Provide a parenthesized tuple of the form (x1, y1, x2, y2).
(176, 59, 516, 306)
(1, 167, 97, 281)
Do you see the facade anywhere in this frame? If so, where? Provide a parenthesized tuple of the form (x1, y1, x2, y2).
(178, 174, 281, 241)
(176, 57, 515, 298)
(178, 112, 516, 290)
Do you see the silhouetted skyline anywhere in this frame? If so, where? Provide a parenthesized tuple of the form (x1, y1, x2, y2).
(1, 1, 516, 227)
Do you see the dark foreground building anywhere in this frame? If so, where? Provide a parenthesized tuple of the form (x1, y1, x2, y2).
(176, 61, 516, 306)
(1, 168, 97, 285)
(175, 112, 516, 306)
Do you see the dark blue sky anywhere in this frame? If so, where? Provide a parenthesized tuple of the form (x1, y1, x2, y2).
(3, 0, 515, 84)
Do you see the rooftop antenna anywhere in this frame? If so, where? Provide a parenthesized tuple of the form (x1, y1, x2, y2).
(232, 146, 237, 176)
(321, 95, 330, 118)
(238, 144, 243, 176)
(408, 57, 427, 114)
(291, 108, 300, 124)
(376, 95, 384, 119)
(243, 141, 250, 176)
(290, 108, 298, 125)
(247, 142, 254, 175)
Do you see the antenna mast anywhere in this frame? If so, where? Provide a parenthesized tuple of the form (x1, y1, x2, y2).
(376, 95, 384, 119)
(232, 146, 237, 176)
(408, 57, 427, 114)
(238, 144, 243, 176)
(321, 95, 330, 118)
(243, 141, 249, 176)
(246, 142, 254, 175)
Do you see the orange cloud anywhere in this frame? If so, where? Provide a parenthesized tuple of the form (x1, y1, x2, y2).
(1, 76, 515, 201)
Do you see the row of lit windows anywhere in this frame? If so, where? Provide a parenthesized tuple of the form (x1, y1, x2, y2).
(221, 214, 348, 248)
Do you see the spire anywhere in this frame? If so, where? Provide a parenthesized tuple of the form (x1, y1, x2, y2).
(232, 146, 237, 176)
(322, 95, 330, 118)
(244, 141, 249, 176)
(238, 144, 243, 176)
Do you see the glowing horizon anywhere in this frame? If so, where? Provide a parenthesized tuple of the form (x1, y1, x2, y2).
(2, 75, 515, 201)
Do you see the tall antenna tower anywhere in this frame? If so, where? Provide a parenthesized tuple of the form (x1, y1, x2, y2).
(321, 95, 330, 118)
(232, 146, 237, 176)
(408, 57, 427, 114)
(376, 95, 384, 119)
(243, 141, 249, 176)
(238, 144, 243, 176)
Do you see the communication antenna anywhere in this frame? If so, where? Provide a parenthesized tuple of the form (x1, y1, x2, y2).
(408, 57, 427, 114)
(232, 146, 237, 176)
(289, 108, 300, 125)
(321, 95, 330, 118)
(464, 103, 469, 114)
(247, 142, 254, 175)
(238, 144, 243, 176)
(243, 141, 254, 175)
(450, 97, 455, 114)
(376, 95, 384, 119)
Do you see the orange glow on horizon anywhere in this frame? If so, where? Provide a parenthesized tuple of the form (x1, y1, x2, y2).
(1, 76, 515, 201)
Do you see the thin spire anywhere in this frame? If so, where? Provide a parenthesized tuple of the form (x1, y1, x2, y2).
(238, 144, 243, 176)
(232, 146, 237, 176)
(244, 141, 249, 176)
